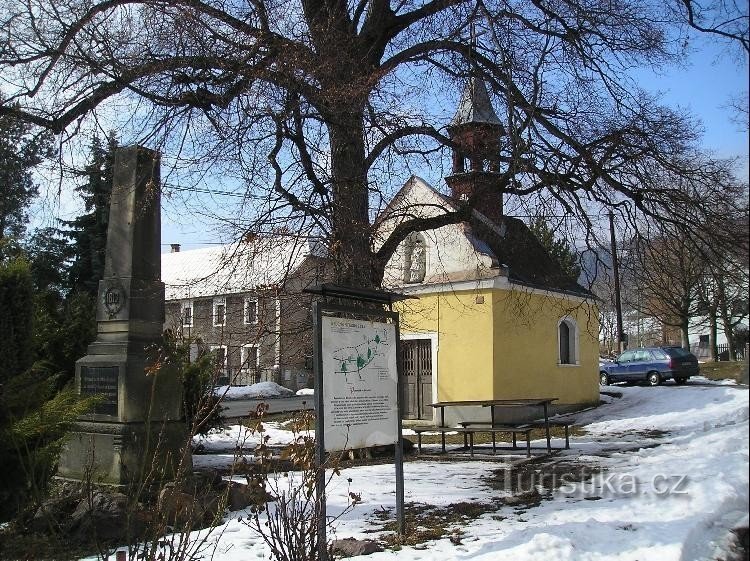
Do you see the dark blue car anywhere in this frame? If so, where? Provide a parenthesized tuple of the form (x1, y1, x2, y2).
(599, 346, 700, 386)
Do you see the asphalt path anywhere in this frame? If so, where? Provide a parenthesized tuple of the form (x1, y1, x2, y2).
(221, 394, 315, 419)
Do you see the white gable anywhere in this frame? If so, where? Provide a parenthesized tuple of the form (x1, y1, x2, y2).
(375, 176, 499, 287)
(161, 236, 323, 300)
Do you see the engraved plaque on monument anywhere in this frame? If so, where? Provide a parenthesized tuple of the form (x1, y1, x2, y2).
(79, 366, 119, 415)
(58, 145, 189, 485)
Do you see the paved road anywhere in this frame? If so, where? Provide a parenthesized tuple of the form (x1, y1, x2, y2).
(221, 394, 315, 419)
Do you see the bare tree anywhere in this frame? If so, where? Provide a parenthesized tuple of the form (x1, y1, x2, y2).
(674, 0, 749, 52)
(1, 0, 747, 286)
(697, 209, 750, 360)
(625, 227, 707, 350)
(715, 269, 750, 360)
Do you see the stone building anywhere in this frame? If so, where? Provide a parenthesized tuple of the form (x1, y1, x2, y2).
(161, 235, 326, 389)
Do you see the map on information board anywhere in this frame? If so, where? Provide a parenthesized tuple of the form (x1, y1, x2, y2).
(321, 316, 398, 452)
(331, 325, 390, 383)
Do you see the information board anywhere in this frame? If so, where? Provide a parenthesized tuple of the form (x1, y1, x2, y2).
(321, 316, 398, 452)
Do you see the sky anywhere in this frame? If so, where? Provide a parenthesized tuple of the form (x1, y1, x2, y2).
(27, 30, 749, 253)
(631, 37, 748, 166)
(164, 33, 750, 251)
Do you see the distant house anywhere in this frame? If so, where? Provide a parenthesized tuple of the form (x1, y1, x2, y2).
(377, 79, 600, 424)
(161, 236, 327, 388)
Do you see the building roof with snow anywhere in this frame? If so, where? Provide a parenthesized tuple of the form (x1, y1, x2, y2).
(161, 235, 325, 300)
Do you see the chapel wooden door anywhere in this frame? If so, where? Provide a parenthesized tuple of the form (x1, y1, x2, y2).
(401, 339, 433, 420)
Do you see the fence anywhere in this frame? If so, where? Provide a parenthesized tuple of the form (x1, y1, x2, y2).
(691, 343, 747, 361)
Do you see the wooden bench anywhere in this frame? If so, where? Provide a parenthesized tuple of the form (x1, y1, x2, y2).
(429, 398, 560, 453)
(458, 421, 538, 453)
(459, 419, 575, 450)
(410, 425, 533, 457)
(410, 426, 457, 454)
(521, 419, 575, 449)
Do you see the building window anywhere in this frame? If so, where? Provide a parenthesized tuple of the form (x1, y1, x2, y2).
(241, 345, 260, 383)
(213, 297, 226, 327)
(558, 317, 578, 365)
(242, 345, 259, 369)
(181, 300, 193, 327)
(244, 298, 258, 325)
(211, 345, 227, 373)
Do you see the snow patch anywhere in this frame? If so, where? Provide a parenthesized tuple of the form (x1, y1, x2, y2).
(214, 382, 294, 400)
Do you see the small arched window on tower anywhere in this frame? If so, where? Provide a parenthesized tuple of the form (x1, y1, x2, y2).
(403, 232, 427, 284)
(558, 317, 579, 365)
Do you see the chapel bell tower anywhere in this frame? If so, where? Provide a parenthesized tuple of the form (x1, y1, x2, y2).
(445, 78, 506, 221)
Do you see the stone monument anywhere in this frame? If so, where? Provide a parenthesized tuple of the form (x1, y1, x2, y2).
(58, 145, 188, 486)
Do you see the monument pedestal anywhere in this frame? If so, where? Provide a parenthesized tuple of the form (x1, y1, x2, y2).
(58, 420, 188, 485)
(58, 146, 190, 487)
(57, 342, 188, 485)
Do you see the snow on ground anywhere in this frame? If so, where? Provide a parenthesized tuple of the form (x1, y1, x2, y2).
(214, 381, 294, 400)
(101, 380, 749, 561)
(296, 387, 315, 396)
(194, 421, 313, 453)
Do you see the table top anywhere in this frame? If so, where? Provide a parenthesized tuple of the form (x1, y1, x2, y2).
(429, 398, 558, 408)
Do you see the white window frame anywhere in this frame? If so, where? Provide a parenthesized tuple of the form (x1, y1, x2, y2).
(211, 345, 228, 373)
(213, 297, 226, 327)
(181, 300, 194, 327)
(241, 344, 259, 371)
(557, 316, 580, 366)
(244, 298, 259, 325)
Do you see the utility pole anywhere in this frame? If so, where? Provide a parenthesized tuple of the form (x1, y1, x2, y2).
(609, 211, 626, 353)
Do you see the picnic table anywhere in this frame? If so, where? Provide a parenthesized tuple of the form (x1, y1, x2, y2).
(410, 398, 571, 457)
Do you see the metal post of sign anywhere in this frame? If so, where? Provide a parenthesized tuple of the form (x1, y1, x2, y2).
(391, 302, 406, 536)
(312, 301, 328, 561)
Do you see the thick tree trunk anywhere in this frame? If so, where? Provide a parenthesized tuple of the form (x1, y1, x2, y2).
(327, 110, 377, 288)
(680, 318, 690, 351)
(302, 3, 381, 288)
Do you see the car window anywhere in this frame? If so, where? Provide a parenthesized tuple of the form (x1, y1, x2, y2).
(664, 347, 691, 358)
(651, 349, 668, 360)
(618, 351, 635, 362)
(634, 350, 650, 361)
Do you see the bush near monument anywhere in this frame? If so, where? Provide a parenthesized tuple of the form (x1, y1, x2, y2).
(150, 330, 225, 437)
(0, 365, 96, 523)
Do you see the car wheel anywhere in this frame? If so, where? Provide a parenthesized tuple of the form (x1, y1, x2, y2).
(599, 372, 610, 386)
(674, 377, 688, 385)
(647, 372, 661, 386)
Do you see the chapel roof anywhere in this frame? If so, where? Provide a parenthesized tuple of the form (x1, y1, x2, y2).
(380, 176, 592, 297)
(450, 78, 503, 127)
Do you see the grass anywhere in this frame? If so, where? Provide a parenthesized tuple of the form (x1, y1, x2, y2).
(0, 527, 88, 561)
(699, 360, 748, 383)
(367, 500, 499, 549)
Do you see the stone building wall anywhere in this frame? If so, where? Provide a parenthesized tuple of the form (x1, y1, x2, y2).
(163, 255, 327, 390)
